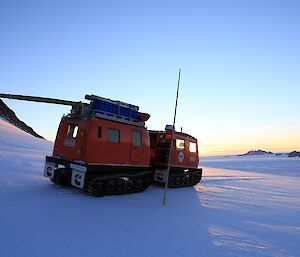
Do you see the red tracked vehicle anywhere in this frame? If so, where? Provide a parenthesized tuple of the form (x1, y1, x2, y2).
(0, 93, 202, 196)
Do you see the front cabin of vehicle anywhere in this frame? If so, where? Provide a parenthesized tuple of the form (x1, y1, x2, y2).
(53, 117, 150, 167)
(45, 95, 153, 196)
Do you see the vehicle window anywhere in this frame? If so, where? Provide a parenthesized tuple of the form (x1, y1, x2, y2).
(108, 128, 120, 143)
(176, 139, 185, 149)
(132, 131, 142, 146)
(98, 127, 102, 138)
(67, 124, 78, 138)
(189, 142, 197, 153)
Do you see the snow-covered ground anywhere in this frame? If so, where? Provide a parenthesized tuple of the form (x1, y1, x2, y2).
(1, 119, 299, 257)
(201, 155, 300, 177)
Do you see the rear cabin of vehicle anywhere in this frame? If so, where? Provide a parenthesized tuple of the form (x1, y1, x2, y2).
(149, 128, 202, 187)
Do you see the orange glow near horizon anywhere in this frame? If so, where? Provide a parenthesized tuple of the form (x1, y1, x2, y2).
(197, 126, 300, 157)
(200, 146, 300, 157)
(199, 144, 300, 157)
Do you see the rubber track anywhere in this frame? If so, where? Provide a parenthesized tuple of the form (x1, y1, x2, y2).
(168, 173, 202, 188)
(83, 172, 153, 197)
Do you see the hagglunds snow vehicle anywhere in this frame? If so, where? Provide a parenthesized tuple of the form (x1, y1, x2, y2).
(0, 93, 202, 196)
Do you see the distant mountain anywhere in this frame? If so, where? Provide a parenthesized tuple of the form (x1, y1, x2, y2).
(288, 151, 300, 157)
(0, 99, 44, 139)
(239, 150, 273, 156)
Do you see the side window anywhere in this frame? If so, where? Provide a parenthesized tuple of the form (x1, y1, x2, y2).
(176, 139, 185, 149)
(67, 124, 79, 138)
(189, 142, 197, 153)
(132, 131, 142, 146)
(98, 127, 102, 138)
(108, 128, 120, 143)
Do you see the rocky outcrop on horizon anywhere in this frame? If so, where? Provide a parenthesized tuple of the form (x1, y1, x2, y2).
(0, 99, 44, 139)
(239, 150, 273, 156)
(288, 151, 300, 157)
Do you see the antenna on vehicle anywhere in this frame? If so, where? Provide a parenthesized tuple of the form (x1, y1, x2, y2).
(163, 68, 181, 206)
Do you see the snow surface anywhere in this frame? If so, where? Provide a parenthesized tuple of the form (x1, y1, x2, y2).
(201, 155, 300, 177)
(1, 119, 300, 257)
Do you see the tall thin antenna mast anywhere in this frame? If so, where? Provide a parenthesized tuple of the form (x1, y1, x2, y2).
(163, 68, 181, 206)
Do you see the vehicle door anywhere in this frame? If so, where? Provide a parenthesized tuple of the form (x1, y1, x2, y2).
(130, 129, 143, 163)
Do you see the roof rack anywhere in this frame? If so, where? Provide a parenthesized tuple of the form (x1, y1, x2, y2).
(85, 94, 146, 127)
(86, 94, 139, 110)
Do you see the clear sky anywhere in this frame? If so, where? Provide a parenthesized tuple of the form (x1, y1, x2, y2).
(0, 0, 299, 156)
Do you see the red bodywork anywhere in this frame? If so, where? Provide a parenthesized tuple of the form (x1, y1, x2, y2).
(53, 117, 150, 167)
(53, 117, 199, 170)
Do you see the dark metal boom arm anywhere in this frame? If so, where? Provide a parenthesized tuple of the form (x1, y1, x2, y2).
(0, 93, 80, 106)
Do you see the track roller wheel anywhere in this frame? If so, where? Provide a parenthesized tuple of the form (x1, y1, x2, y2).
(183, 176, 190, 185)
(134, 178, 143, 190)
(93, 180, 103, 197)
(116, 179, 125, 193)
(104, 180, 116, 194)
(175, 176, 181, 185)
(85, 179, 103, 197)
(168, 177, 175, 186)
(125, 180, 134, 191)
(143, 176, 151, 184)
